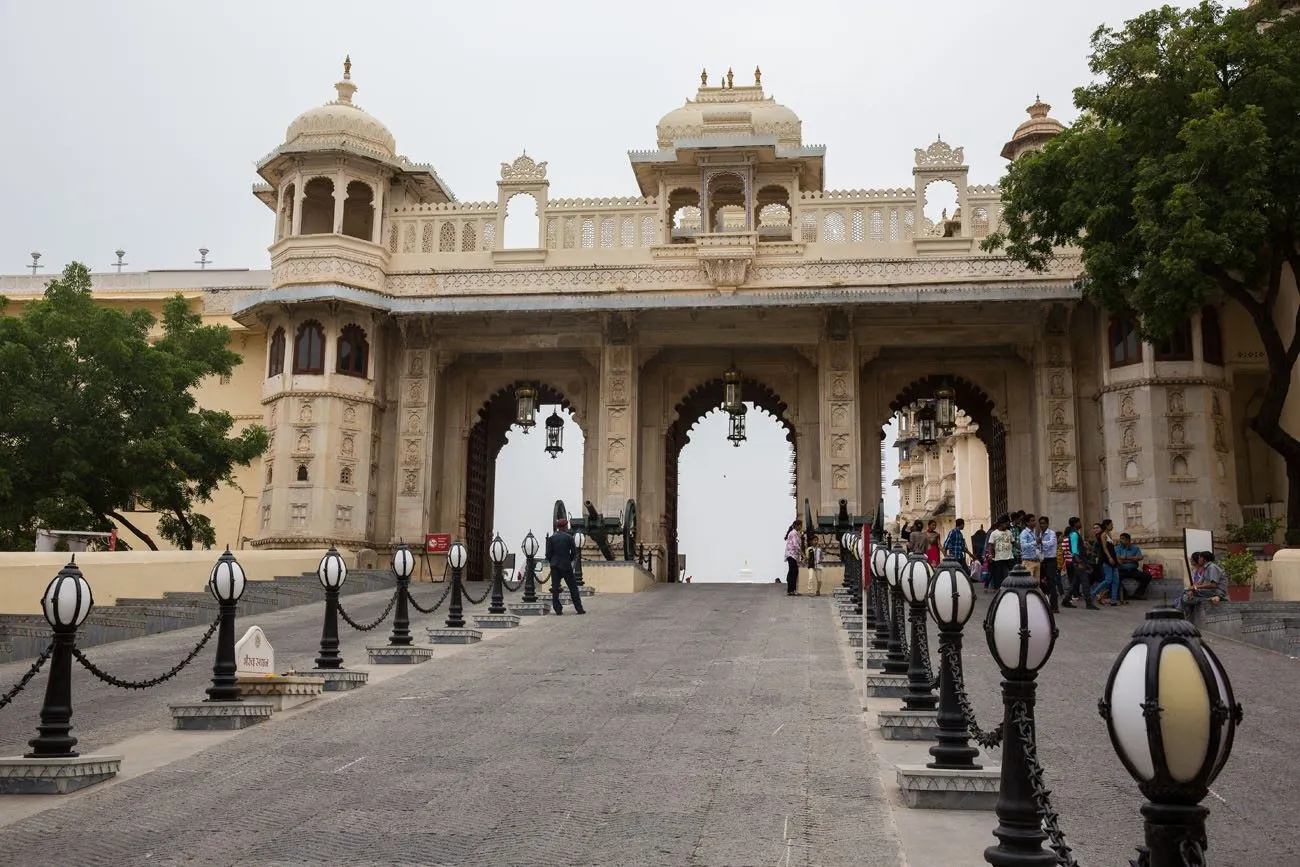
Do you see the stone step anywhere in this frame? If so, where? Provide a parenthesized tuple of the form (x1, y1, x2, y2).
(1194, 600, 1300, 657)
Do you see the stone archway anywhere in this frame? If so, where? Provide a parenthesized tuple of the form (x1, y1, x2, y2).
(889, 374, 1008, 522)
(465, 383, 580, 583)
(664, 377, 796, 581)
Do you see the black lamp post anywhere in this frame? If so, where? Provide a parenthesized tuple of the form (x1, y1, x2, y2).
(927, 556, 981, 770)
(573, 530, 586, 587)
(25, 559, 94, 759)
(983, 565, 1059, 867)
(544, 410, 564, 458)
(515, 384, 537, 433)
(389, 543, 415, 646)
(882, 542, 910, 676)
(445, 539, 468, 628)
(315, 546, 347, 670)
(1099, 608, 1242, 867)
(204, 547, 247, 703)
(727, 403, 748, 446)
(488, 533, 509, 614)
(899, 553, 938, 712)
(852, 532, 864, 615)
(521, 530, 540, 604)
(869, 539, 890, 651)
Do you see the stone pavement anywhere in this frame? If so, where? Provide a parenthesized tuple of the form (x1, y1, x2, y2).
(0, 584, 904, 866)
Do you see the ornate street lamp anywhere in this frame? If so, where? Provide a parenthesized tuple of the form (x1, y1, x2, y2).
(521, 530, 540, 604)
(204, 548, 248, 703)
(544, 409, 565, 458)
(722, 366, 743, 414)
(445, 538, 468, 629)
(983, 565, 1059, 867)
(870, 536, 891, 651)
(1099, 608, 1242, 866)
(926, 556, 980, 770)
(916, 400, 939, 448)
(727, 403, 748, 446)
(573, 529, 586, 587)
(898, 554, 938, 712)
(315, 546, 347, 670)
(388, 542, 415, 647)
(488, 533, 509, 615)
(882, 542, 910, 676)
(25, 559, 94, 758)
(935, 382, 957, 436)
(514, 384, 537, 433)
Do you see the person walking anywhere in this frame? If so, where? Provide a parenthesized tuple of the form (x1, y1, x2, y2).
(971, 525, 987, 562)
(943, 518, 972, 567)
(784, 520, 804, 596)
(986, 516, 1015, 591)
(907, 520, 927, 555)
(1091, 519, 1122, 606)
(1018, 513, 1041, 583)
(924, 520, 941, 566)
(1037, 515, 1060, 613)
(545, 518, 586, 615)
(1062, 516, 1098, 610)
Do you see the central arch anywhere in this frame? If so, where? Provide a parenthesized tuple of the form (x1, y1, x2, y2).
(665, 377, 796, 580)
(465, 382, 579, 583)
(889, 374, 1007, 522)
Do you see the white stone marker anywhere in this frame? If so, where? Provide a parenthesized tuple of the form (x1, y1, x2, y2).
(235, 626, 275, 675)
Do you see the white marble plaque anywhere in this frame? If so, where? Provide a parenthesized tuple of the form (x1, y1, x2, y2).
(235, 626, 275, 675)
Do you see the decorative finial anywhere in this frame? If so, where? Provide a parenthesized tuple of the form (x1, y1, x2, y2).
(195, 248, 211, 270)
(1027, 96, 1051, 118)
(334, 57, 357, 105)
(701, 67, 708, 86)
(27, 252, 42, 275)
(754, 65, 762, 86)
(113, 249, 128, 273)
(726, 67, 734, 89)
(343, 55, 352, 79)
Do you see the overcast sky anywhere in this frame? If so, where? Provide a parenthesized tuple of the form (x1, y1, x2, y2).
(0, 0, 1197, 578)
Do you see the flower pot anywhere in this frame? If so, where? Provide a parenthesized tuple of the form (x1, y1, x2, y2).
(1228, 543, 1247, 556)
(1227, 585, 1252, 603)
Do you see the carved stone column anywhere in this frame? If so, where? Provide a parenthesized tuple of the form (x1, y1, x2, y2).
(596, 318, 639, 518)
(1035, 335, 1082, 523)
(392, 346, 439, 543)
(818, 326, 861, 516)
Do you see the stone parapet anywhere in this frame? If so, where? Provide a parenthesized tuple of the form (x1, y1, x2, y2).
(0, 755, 123, 795)
(896, 765, 1000, 811)
(234, 674, 325, 710)
(169, 700, 275, 730)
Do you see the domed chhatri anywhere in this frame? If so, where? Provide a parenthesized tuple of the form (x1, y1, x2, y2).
(1000, 96, 1065, 162)
(283, 55, 397, 159)
(656, 66, 802, 149)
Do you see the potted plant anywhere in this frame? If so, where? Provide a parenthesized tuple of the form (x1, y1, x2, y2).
(1219, 551, 1256, 602)
(1226, 516, 1283, 556)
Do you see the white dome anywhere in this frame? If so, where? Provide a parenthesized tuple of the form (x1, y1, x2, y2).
(283, 59, 396, 159)
(655, 75, 802, 148)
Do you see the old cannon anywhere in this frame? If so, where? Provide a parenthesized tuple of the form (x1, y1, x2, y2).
(804, 497, 871, 550)
(556, 498, 638, 561)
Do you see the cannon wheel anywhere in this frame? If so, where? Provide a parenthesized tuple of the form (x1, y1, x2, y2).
(553, 499, 569, 532)
(623, 499, 638, 561)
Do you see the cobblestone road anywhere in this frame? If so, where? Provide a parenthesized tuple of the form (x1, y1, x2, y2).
(0, 585, 903, 867)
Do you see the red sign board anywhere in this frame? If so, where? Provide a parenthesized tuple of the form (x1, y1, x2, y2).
(1144, 563, 1165, 580)
(425, 533, 451, 554)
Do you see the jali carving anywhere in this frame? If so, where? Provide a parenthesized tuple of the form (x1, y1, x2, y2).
(914, 138, 965, 168)
(500, 152, 548, 182)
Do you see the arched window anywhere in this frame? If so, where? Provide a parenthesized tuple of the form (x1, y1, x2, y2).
(293, 320, 325, 374)
(1201, 306, 1224, 365)
(300, 177, 335, 235)
(1108, 314, 1142, 368)
(439, 222, 456, 252)
(296, 464, 309, 482)
(336, 324, 369, 377)
(267, 327, 286, 377)
(340, 466, 353, 486)
(823, 212, 846, 243)
(1155, 320, 1193, 361)
(341, 181, 374, 240)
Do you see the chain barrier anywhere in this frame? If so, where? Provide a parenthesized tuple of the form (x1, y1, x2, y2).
(913, 615, 934, 683)
(337, 590, 400, 632)
(503, 577, 524, 593)
(73, 615, 220, 690)
(0, 642, 55, 712)
(940, 640, 1004, 750)
(406, 579, 454, 615)
(461, 580, 492, 606)
(894, 596, 909, 658)
(1012, 700, 1080, 867)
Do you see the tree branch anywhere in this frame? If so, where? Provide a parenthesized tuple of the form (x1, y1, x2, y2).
(106, 509, 158, 551)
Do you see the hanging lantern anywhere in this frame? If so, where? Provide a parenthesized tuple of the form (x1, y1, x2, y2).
(917, 401, 938, 447)
(515, 384, 537, 433)
(722, 366, 743, 415)
(727, 403, 748, 446)
(544, 409, 565, 458)
(935, 383, 957, 435)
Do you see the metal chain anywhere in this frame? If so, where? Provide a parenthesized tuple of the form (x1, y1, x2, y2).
(74, 615, 220, 690)
(940, 640, 1004, 749)
(406, 580, 454, 614)
(894, 595, 909, 658)
(338, 590, 399, 632)
(503, 577, 523, 593)
(913, 614, 934, 683)
(0, 642, 54, 711)
(1012, 700, 1079, 867)
(461, 580, 491, 605)
(1129, 838, 1206, 867)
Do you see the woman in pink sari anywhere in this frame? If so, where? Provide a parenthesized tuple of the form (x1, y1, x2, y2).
(925, 519, 941, 567)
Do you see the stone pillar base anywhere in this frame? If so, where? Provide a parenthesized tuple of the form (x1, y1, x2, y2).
(878, 709, 939, 741)
(473, 613, 521, 629)
(841, 618, 863, 633)
(169, 700, 275, 730)
(838, 603, 858, 617)
(0, 754, 122, 794)
(833, 588, 852, 600)
(234, 674, 325, 710)
(366, 646, 434, 665)
(427, 627, 483, 645)
(510, 602, 550, 617)
(300, 669, 369, 691)
(848, 632, 863, 647)
(865, 673, 909, 698)
(896, 765, 1001, 811)
(578, 586, 596, 597)
(866, 648, 887, 669)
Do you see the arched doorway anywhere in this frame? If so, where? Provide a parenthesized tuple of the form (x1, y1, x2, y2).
(465, 383, 580, 583)
(665, 377, 795, 580)
(889, 374, 1008, 521)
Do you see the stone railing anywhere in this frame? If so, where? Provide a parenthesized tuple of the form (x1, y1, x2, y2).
(796, 189, 918, 247)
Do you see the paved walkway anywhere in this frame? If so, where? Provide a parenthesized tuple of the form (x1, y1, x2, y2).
(0, 584, 902, 866)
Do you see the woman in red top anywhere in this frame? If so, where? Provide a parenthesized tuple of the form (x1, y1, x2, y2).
(925, 519, 941, 567)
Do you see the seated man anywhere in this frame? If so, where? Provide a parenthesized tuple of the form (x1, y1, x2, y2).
(1116, 533, 1148, 600)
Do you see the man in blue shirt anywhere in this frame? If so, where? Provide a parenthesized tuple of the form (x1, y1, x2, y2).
(1018, 513, 1041, 582)
(1116, 533, 1148, 600)
(943, 518, 972, 565)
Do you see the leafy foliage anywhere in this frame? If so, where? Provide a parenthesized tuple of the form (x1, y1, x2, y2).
(0, 263, 268, 550)
(1218, 551, 1257, 586)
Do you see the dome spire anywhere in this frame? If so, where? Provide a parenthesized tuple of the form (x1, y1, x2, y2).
(335, 55, 357, 106)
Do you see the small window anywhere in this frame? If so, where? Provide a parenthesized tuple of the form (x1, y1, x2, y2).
(1201, 306, 1224, 365)
(340, 466, 353, 486)
(293, 321, 325, 374)
(1154, 321, 1193, 361)
(336, 324, 369, 377)
(267, 327, 286, 377)
(296, 464, 309, 482)
(1108, 314, 1142, 368)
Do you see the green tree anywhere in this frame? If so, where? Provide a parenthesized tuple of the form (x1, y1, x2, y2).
(0, 262, 268, 550)
(985, 1, 1300, 542)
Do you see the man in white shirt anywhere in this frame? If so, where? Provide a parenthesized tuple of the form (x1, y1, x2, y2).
(1037, 515, 1061, 613)
(986, 516, 1016, 590)
(1018, 512, 1041, 582)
